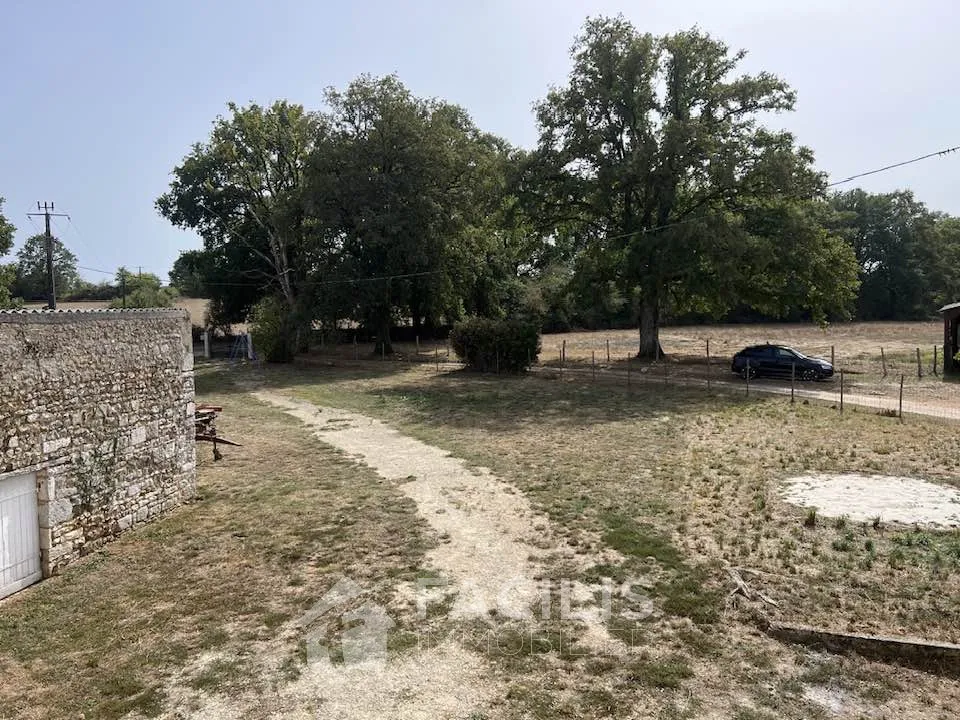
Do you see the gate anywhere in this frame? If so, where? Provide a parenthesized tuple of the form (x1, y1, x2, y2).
(0, 473, 41, 599)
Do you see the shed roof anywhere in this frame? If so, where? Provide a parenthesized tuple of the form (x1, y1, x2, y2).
(940, 302, 960, 315)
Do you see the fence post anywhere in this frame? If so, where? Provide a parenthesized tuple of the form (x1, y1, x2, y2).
(746, 358, 750, 397)
(416, 335, 420, 356)
(839, 369, 844, 414)
(934, 345, 939, 376)
(436, 346, 440, 374)
(706, 338, 711, 391)
(592, 351, 596, 381)
(791, 362, 795, 404)
(916, 347, 923, 379)
(627, 356, 631, 389)
(560, 340, 565, 379)
(880, 347, 887, 378)
(899, 374, 905, 422)
(831, 345, 835, 368)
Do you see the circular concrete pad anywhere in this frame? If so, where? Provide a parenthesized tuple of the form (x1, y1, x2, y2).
(782, 474, 960, 528)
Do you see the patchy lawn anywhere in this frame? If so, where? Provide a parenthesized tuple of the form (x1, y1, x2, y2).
(249, 359, 960, 718)
(4, 358, 960, 719)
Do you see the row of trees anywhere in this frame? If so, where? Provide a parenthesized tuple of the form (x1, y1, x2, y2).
(157, 18, 876, 358)
(0, 220, 177, 308)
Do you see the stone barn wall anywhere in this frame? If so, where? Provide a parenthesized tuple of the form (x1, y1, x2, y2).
(0, 309, 196, 576)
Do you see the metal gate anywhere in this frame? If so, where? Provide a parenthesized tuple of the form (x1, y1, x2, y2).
(0, 473, 41, 599)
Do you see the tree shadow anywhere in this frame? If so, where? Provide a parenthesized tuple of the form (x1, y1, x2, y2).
(240, 360, 767, 433)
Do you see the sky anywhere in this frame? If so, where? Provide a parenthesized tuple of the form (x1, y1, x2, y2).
(1, 0, 958, 282)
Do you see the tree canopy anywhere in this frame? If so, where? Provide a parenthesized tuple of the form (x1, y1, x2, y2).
(14, 234, 80, 301)
(526, 18, 859, 355)
(157, 18, 959, 361)
(0, 198, 14, 257)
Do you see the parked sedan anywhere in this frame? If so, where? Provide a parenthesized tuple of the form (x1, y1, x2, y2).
(731, 344, 834, 381)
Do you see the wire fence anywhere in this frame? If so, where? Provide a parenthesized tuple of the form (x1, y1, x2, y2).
(198, 332, 960, 424)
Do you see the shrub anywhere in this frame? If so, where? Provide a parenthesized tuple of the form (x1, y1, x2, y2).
(249, 295, 295, 363)
(450, 316, 540, 372)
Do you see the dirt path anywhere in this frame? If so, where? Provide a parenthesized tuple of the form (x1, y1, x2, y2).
(234, 390, 623, 719)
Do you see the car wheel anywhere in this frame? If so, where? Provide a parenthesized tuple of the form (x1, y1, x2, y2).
(800, 368, 818, 381)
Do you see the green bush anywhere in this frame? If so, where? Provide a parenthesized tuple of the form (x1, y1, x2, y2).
(450, 316, 540, 372)
(249, 295, 295, 363)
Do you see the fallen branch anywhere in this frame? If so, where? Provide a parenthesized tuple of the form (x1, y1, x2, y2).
(726, 566, 780, 607)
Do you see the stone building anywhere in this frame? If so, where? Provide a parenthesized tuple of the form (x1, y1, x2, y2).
(0, 309, 196, 599)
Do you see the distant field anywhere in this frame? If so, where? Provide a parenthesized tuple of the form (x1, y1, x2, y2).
(539, 321, 943, 365)
(24, 298, 210, 325)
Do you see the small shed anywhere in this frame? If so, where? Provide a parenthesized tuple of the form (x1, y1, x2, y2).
(941, 302, 960, 376)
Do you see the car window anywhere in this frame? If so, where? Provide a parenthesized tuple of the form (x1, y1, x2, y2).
(776, 348, 797, 360)
(749, 347, 774, 358)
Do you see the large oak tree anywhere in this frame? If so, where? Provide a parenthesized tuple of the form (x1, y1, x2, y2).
(529, 17, 859, 356)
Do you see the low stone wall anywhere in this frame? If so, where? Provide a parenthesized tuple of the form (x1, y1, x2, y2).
(0, 310, 196, 575)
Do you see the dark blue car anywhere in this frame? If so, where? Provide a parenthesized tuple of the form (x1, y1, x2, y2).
(731, 344, 834, 381)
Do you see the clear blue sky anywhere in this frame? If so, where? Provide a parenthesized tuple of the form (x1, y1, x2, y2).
(2, 0, 958, 282)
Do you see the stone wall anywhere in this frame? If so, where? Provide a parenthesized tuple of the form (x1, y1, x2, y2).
(0, 309, 196, 575)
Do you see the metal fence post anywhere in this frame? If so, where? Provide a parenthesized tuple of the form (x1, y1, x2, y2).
(606, 339, 610, 363)
(791, 362, 795, 404)
(706, 339, 711, 391)
(917, 347, 923, 379)
(881, 347, 887, 378)
(899, 374, 905, 422)
(592, 351, 596, 381)
(831, 345, 835, 368)
(840, 369, 844, 414)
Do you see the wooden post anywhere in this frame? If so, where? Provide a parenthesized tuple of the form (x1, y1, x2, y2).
(592, 351, 596, 381)
(606, 339, 610, 363)
(880, 347, 887, 378)
(706, 339, 711, 390)
(899, 374, 905, 421)
(831, 345, 835, 368)
(917, 347, 923, 378)
(562, 340, 566, 366)
(840, 370, 844, 414)
(791, 362, 796, 404)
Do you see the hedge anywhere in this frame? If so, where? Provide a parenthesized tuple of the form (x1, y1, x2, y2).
(450, 316, 540, 372)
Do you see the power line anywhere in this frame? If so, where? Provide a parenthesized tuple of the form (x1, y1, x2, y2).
(826, 144, 960, 187)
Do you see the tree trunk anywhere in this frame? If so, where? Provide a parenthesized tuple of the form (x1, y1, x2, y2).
(637, 291, 664, 359)
(374, 314, 393, 356)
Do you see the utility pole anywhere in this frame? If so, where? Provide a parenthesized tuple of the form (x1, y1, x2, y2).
(26, 202, 68, 310)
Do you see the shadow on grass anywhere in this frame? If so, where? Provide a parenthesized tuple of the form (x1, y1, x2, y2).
(211, 359, 769, 434)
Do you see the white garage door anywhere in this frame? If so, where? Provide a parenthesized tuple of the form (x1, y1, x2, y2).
(0, 473, 41, 599)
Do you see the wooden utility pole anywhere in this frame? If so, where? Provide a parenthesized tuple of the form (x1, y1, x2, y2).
(26, 202, 68, 310)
